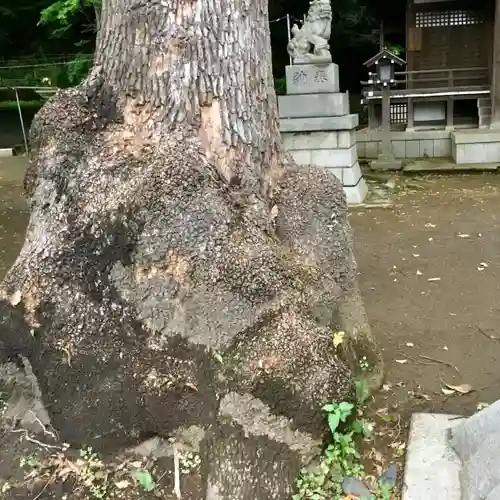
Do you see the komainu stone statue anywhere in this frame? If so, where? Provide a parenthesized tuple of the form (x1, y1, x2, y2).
(287, 0, 333, 64)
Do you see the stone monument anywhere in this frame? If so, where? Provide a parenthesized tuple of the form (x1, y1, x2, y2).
(279, 0, 367, 204)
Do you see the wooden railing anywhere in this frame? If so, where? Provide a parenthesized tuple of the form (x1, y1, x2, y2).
(397, 67, 489, 88)
(362, 66, 490, 97)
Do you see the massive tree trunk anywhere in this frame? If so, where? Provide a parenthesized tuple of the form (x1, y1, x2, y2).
(1, 0, 381, 497)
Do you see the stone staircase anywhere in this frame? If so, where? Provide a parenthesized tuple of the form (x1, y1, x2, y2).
(478, 97, 491, 128)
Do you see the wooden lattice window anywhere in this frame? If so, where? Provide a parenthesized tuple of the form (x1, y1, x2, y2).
(415, 10, 482, 28)
(390, 103, 407, 124)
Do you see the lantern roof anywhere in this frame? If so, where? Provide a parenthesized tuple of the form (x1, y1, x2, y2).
(363, 49, 406, 68)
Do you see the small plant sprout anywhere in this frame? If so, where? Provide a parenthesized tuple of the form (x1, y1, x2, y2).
(359, 356, 370, 372)
(179, 451, 201, 474)
(293, 378, 391, 499)
(19, 453, 38, 469)
(355, 379, 370, 407)
(131, 469, 155, 492)
(78, 446, 109, 499)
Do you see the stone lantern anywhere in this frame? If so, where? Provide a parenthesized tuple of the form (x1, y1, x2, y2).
(363, 49, 406, 170)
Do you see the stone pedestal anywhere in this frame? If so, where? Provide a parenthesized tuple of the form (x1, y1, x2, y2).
(278, 63, 367, 205)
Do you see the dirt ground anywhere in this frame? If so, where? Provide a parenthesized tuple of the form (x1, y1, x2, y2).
(352, 173, 500, 416)
(350, 172, 500, 485)
(0, 156, 500, 496)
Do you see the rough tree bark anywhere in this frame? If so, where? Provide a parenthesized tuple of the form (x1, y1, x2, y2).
(0, 0, 381, 497)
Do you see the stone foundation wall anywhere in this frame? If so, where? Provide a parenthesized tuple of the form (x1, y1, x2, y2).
(356, 129, 452, 159)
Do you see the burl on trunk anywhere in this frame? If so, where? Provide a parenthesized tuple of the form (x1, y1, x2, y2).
(0, 0, 381, 497)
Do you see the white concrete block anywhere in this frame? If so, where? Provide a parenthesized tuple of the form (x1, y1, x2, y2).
(285, 63, 339, 95)
(456, 144, 465, 162)
(342, 162, 363, 187)
(311, 146, 357, 168)
(289, 150, 312, 166)
(278, 93, 349, 119)
(452, 130, 500, 144)
(344, 178, 368, 204)
(403, 413, 461, 500)
(280, 115, 359, 133)
(337, 130, 356, 149)
(282, 131, 338, 150)
(455, 142, 500, 164)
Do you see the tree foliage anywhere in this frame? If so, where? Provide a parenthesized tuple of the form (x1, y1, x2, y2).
(0, 0, 405, 90)
(39, 0, 100, 39)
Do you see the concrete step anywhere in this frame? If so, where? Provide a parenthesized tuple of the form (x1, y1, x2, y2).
(479, 116, 491, 127)
(403, 161, 500, 172)
(478, 97, 492, 108)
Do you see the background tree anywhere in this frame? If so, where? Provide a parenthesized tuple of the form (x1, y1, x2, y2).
(0, 0, 406, 92)
(0, 0, 380, 498)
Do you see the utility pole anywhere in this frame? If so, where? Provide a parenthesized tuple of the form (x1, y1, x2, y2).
(379, 21, 385, 51)
(372, 22, 385, 51)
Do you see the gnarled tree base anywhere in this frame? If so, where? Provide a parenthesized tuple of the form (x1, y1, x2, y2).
(0, 84, 380, 498)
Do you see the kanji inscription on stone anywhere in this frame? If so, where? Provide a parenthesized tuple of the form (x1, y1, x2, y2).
(292, 70, 307, 85)
(314, 69, 328, 83)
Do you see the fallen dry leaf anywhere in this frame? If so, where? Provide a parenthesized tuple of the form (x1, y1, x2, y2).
(270, 205, 278, 220)
(115, 480, 131, 489)
(9, 290, 21, 306)
(445, 383, 473, 394)
(333, 330, 345, 349)
(441, 387, 456, 396)
(185, 382, 198, 392)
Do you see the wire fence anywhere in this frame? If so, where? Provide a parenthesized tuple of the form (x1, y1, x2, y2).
(0, 56, 93, 88)
(0, 13, 301, 88)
